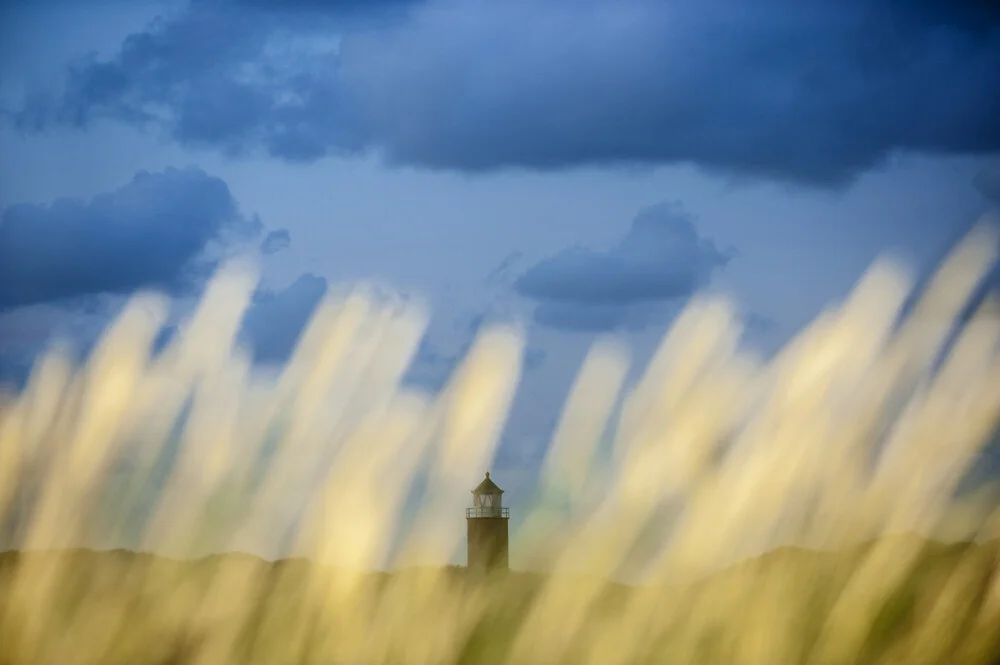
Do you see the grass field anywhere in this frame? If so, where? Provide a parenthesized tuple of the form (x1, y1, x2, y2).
(0, 224, 999, 664)
(0, 537, 998, 665)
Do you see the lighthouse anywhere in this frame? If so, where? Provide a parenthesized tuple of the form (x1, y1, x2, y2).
(466, 472, 509, 573)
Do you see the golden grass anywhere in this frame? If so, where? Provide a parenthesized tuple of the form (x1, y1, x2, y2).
(1, 223, 999, 664)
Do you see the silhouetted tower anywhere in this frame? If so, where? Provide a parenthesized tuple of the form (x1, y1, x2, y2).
(466, 472, 509, 573)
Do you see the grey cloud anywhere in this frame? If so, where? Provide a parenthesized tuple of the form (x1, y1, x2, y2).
(975, 164, 1000, 206)
(403, 337, 456, 392)
(15, 7, 372, 160)
(192, 0, 421, 11)
(405, 337, 547, 393)
(0, 263, 535, 393)
(237, 272, 547, 388)
(533, 302, 628, 333)
(969, 166, 1000, 308)
(349, 0, 1000, 185)
(0, 353, 32, 390)
(405, 309, 547, 392)
(13, 0, 1000, 185)
(2, 271, 367, 389)
(530, 301, 668, 334)
(514, 203, 730, 332)
(524, 347, 546, 371)
(745, 313, 778, 336)
(485, 250, 525, 286)
(239, 272, 328, 363)
(0, 295, 133, 390)
(0, 167, 261, 310)
(260, 228, 291, 255)
(959, 217, 1000, 330)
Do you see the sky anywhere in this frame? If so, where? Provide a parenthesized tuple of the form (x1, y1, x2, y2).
(1, 0, 999, 511)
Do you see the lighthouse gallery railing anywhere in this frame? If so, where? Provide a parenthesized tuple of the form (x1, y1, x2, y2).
(466, 507, 509, 518)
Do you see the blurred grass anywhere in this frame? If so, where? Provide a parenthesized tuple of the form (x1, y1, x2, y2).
(0, 538, 997, 665)
(1, 223, 999, 664)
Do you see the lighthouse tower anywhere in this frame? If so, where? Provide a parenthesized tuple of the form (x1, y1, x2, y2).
(466, 472, 509, 573)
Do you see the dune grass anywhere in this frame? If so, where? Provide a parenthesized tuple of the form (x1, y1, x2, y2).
(1, 223, 999, 664)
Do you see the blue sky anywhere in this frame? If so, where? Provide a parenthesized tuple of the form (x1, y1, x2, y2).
(1, 0, 999, 500)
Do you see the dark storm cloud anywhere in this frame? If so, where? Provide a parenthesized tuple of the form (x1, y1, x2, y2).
(886, 0, 1000, 35)
(13, 0, 1000, 185)
(260, 228, 291, 255)
(348, 0, 1000, 185)
(0, 167, 261, 310)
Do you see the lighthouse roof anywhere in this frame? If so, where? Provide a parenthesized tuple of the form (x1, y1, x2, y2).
(472, 472, 503, 495)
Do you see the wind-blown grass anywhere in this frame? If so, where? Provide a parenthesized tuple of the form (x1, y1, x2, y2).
(0, 223, 999, 665)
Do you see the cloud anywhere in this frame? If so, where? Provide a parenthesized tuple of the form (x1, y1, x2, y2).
(13, 0, 1000, 185)
(403, 338, 458, 392)
(260, 229, 291, 255)
(0, 271, 379, 388)
(404, 335, 547, 393)
(969, 165, 1000, 317)
(0, 167, 262, 310)
(514, 203, 730, 331)
(192, 0, 421, 11)
(516, 203, 731, 304)
(0, 166, 294, 385)
(975, 163, 1000, 207)
(234, 269, 546, 390)
(405, 307, 547, 392)
(0, 295, 131, 388)
(14, 6, 371, 162)
(484, 250, 524, 286)
(239, 273, 328, 363)
(529, 301, 661, 333)
(745, 312, 778, 336)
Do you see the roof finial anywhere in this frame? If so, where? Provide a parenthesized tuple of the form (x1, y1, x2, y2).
(485, 471, 490, 479)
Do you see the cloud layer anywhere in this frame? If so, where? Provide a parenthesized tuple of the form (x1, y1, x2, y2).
(0, 167, 261, 310)
(515, 203, 731, 331)
(13, 0, 1000, 185)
